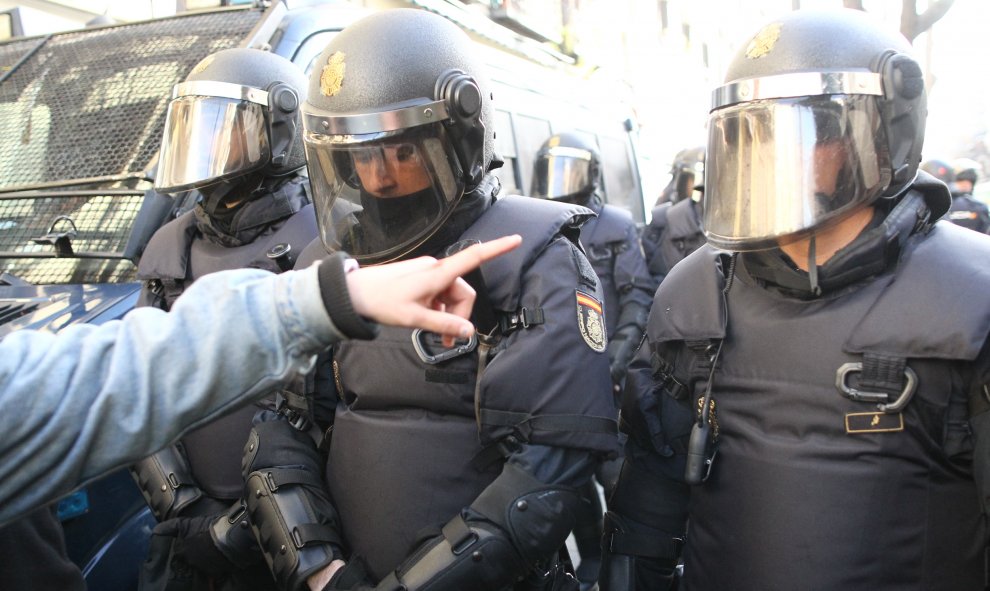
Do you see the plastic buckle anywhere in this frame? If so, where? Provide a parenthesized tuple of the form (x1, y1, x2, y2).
(450, 531, 479, 555)
(835, 362, 918, 413)
(411, 329, 477, 365)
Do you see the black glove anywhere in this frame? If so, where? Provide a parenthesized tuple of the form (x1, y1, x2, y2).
(152, 514, 235, 578)
(321, 557, 375, 591)
(608, 332, 639, 395)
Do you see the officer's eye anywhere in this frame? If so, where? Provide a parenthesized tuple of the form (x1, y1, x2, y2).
(353, 150, 373, 165)
(395, 145, 415, 163)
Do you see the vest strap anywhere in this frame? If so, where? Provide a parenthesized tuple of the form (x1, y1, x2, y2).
(292, 522, 341, 549)
(604, 530, 682, 560)
(859, 353, 908, 397)
(478, 409, 618, 441)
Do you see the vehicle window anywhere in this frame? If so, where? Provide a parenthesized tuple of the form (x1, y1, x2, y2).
(492, 109, 519, 195)
(513, 114, 552, 195)
(294, 31, 340, 74)
(598, 134, 641, 217)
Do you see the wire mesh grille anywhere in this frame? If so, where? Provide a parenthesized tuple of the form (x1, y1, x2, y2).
(0, 191, 145, 284)
(0, 9, 262, 191)
(0, 257, 136, 285)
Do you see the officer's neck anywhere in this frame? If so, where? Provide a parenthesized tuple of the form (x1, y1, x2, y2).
(778, 206, 875, 271)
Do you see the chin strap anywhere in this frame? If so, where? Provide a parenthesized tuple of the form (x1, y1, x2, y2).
(808, 234, 822, 297)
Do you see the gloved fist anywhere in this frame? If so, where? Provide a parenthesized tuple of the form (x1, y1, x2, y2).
(607, 329, 640, 396)
(153, 514, 234, 577)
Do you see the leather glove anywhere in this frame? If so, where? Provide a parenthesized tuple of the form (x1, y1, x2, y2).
(608, 333, 639, 395)
(153, 514, 235, 578)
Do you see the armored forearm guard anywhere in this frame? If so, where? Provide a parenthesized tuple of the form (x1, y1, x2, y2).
(243, 412, 342, 591)
(369, 463, 580, 591)
(130, 443, 203, 521)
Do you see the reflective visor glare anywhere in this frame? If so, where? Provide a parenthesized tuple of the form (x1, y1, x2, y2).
(532, 155, 590, 199)
(304, 127, 464, 263)
(155, 96, 269, 192)
(703, 94, 888, 249)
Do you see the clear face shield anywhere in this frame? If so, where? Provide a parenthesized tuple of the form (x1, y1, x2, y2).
(531, 147, 594, 201)
(704, 73, 892, 251)
(303, 109, 465, 264)
(154, 81, 272, 194)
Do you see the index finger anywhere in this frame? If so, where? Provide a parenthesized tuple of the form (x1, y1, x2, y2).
(437, 235, 522, 280)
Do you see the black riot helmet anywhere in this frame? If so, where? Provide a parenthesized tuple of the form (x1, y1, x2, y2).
(703, 9, 927, 251)
(531, 131, 602, 206)
(658, 146, 705, 205)
(920, 159, 955, 185)
(953, 158, 980, 186)
(154, 48, 307, 210)
(302, 9, 498, 264)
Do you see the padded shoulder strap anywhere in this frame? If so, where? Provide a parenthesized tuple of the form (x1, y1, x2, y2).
(588, 204, 635, 244)
(136, 211, 198, 281)
(664, 199, 702, 240)
(648, 245, 727, 344)
(845, 221, 990, 361)
(460, 195, 595, 311)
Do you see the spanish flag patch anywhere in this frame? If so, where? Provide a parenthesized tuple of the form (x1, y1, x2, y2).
(576, 290, 607, 352)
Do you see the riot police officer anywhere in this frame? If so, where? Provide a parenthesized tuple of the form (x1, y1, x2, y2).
(530, 131, 653, 589)
(948, 158, 990, 233)
(239, 9, 620, 591)
(531, 132, 653, 398)
(640, 146, 706, 287)
(602, 9, 990, 590)
(130, 48, 318, 591)
(655, 146, 705, 207)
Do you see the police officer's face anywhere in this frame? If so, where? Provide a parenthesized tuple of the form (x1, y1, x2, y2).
(812, 139, 849, 198)
(353, 144, 432, 198)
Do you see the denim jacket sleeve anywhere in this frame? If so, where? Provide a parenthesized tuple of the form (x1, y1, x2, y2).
(0, 262, 344, 524)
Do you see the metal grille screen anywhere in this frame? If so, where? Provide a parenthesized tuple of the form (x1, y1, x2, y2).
(0, 192, 145, 284)
(0, 257, 137, 285)
(0, 9, 262, 191)
(0, 8, 263, 285)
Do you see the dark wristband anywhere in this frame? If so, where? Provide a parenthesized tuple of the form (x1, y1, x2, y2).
(317, 252, 380, 341)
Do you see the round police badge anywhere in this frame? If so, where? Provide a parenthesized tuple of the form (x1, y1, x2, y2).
(575, 290, 607, 352)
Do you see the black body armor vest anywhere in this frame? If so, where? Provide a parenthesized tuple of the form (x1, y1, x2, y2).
(651, 216, 990, 590)
(643, 198, 705, 282)
(136, 203, 318, 500)
(324, 196, 619, 579)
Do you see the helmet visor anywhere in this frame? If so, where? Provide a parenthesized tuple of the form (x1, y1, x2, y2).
(304, 123, 464, 264)
(155, 95, 270, 193)
(704, 94, 890, 250)
(531, 147, 593, 200)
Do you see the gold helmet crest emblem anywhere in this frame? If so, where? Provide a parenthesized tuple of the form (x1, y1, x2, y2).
(320, 51, 346, 97)
(190, 54, 215, 75)
(745, 23, 782, 59)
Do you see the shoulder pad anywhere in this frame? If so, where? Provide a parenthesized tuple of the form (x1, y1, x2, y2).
(664, 199, 702, 239)
(589, 204, 636, 243)
(294, 236, 327, 270)
(260, 203, 319, 270)
(648, 245, 727, 344)
(460, 195, 595, 309)
(648, 203, 672, 230)
(846, 221, 990, 361)
(136, 211, 198, 280)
